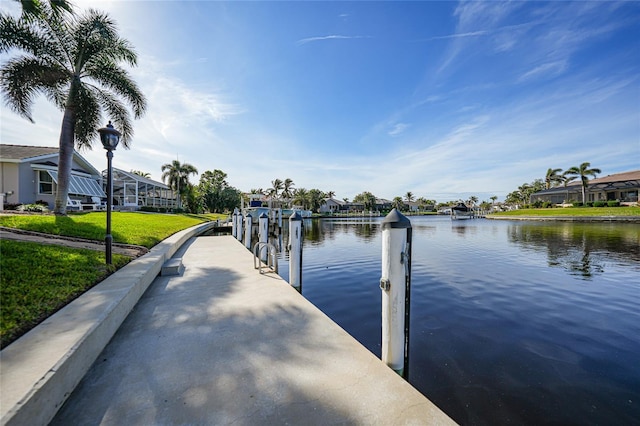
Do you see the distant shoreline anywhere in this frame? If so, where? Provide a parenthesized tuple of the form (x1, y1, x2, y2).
(486, 215, 640, 223)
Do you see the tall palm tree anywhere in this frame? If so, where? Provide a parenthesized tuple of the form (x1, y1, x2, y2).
(326, 190, 336, 199)
(292, 188, 309, 209)
(161, 160, 198, 209)
(468, 195, 478, 206)
(564, 162, 601, 204)
(545, 168, 564, 189)
(0, 7, 147, 214)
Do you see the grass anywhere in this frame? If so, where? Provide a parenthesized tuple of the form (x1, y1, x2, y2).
(489, 206, 640, 217)
(0, 240, 130, 348)
(0, 211, 227, 348)
(0, 211, 227, 248)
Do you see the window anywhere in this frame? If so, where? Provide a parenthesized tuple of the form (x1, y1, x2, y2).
(38, 171, 53, 194)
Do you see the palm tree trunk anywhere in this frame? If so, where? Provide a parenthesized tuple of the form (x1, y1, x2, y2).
(54, 107, 76, 215)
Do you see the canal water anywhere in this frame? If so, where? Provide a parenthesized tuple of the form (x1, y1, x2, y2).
(273, 216, 640, 425)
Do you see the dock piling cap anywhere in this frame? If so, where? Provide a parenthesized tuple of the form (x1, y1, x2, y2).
(289, 211, 302, 221)
(382, 208, 411, 229)
(259, 212, 268, 218)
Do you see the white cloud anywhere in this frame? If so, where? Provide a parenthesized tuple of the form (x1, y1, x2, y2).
(388, 123, 410, 137)
(296, 35, 371, 46)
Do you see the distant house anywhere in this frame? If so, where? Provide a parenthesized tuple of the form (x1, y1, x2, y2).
(0, 144, 104, 210)
(319, 198, 345, 214)
(530, 170, 640, 205)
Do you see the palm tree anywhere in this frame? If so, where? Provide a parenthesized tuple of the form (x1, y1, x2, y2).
(564, 162, 601, 204)
(404, 191, 414, 203)
(0, 7, 147, 214)
(161, 160, 198, 209)
(545, 168, 564, 189)
(490, 195, 498, 204)
(468, 195, 478, 206)
(269, 179, 283, 200)
(392, 196, 404, 210)
(292, 188, 309, 209)
(11, 0, 74, 20)
(131, 170, 150, 178)
(326, 190, 336, 199)
(282, 178, 295, 206)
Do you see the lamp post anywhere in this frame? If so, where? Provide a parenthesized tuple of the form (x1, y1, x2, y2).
(98, 121, 121, 265)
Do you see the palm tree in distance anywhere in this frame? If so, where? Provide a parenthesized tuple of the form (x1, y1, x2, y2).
(131, 170, 151, 178)
(282, 178, 295, 206)
(161, 160, 198, 209)
(326, 190, 336, 199)
(404, 191, 414, 203)
(545, 168, 564, 189)
(564, 162, 601, 204)
(269, 179, 283, 200)
(0, 6, 147, 214)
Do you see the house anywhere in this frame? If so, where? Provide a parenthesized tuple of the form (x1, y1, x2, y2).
(319, 197, 345, 214)
(0, 144, 104, 210)
(530, 170, 640, 205)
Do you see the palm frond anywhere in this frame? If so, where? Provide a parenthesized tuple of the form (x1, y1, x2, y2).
(0, 57, 67, 121)
(84, 59, 146, 118)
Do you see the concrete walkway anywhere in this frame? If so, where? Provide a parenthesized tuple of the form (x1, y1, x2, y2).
(51, 235, 454, 425)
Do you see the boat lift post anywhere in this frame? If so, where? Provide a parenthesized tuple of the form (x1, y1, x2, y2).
(258, 212, 269, 262)
(236, 211, 244, 242)
(288, 211, 303, 292)
(232, 208, 238, 238)
(380, 208, 412, 378)
(244, 214, 252, 250)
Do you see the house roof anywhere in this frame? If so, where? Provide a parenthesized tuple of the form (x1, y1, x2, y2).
(0, 144, 59, 161)
(1, 144, 102, 177)
(533, 170, 640, 195)
(112, 168, 170, 189)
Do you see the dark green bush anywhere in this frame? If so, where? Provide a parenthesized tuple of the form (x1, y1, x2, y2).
(586, 202, 594, 207)
(140, 206, 158, 212)
(593, 201, 607, 207)
(607, 200, 620, 207)
(542, 201, 553, 208)
(572, 202, 583, 207)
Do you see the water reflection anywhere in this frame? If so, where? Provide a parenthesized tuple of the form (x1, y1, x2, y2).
(507, 223, 640, 279)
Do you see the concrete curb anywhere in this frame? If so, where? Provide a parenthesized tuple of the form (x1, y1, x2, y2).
(0, 221, 216, 426)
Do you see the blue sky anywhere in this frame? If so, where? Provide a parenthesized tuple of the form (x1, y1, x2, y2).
(1, 1, 639, 202)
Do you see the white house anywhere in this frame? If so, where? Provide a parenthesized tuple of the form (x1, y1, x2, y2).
(0, 144, 104, 210)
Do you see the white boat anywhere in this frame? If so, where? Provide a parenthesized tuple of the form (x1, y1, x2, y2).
(451, 203, 474, 220)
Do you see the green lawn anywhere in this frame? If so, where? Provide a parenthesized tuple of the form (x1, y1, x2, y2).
(489, 206, 640, 217)
(0, 211, 228, 348)
(0, 211, 227, 248)
(0, 240, 130, 348)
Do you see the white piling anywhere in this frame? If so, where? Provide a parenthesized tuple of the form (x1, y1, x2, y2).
(232, 208, 238, 238)
(380, 208, 412, 377)
(244, 214, 252, 250)
(277, 208, 283, 228)
(288, 211, 303, 291)
(237, 211, 244, 241)
(258, 212, 269, 262)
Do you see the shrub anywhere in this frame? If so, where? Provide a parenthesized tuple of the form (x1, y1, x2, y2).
(140, 206, 158, 212)
(572, 202, 583, 207)
(593, 201, 607, 207)
(531, 200, 543, 208)
(607, 200, 621, 207)
(17, 203, 49, 213)
(35, 200, 49, 206)
(585, 202, 594, 207)
(542, 201, 553, 208)
(4, 203, 21, 211)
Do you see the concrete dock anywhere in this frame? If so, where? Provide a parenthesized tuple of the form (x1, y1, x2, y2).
(16, 233, 455, 424)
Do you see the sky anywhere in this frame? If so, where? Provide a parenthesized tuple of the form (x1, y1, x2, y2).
(1, 1, 639, 203)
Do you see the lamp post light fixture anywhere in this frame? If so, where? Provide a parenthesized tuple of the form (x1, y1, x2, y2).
(98, 121, 121, 265)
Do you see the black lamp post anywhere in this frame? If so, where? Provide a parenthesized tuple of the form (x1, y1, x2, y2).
(98, 121, 121, 265)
